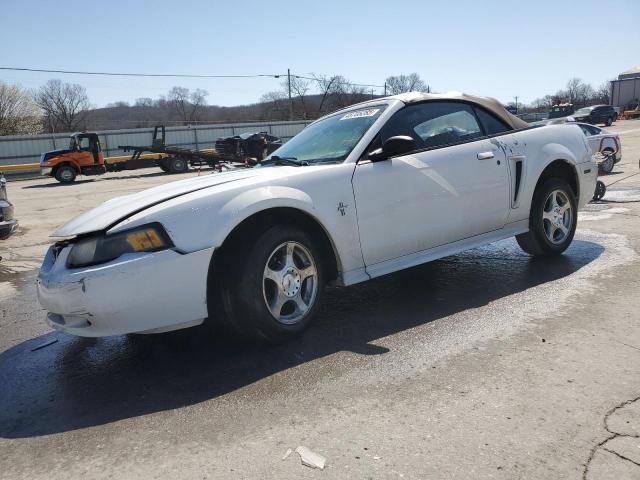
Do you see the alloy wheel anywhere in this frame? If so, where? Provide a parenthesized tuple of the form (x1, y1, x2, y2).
(262, 241, 318, 324)
(542, 189, 573, 244)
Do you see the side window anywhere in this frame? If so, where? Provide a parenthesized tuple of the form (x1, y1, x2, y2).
(579, 124, 592, 136)
(78, 136, 91, 151)
(474, 107, 511, 135)
(380, 102, 484, 150)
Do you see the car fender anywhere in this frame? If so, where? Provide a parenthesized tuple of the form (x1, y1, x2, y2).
(108, 173, 364, 283)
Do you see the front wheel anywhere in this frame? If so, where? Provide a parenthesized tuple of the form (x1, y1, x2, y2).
(516, 178, 577, 256)
(219, 225, 324, 342)
(605, 116, 613, 126)
(55, 165, 77, 183)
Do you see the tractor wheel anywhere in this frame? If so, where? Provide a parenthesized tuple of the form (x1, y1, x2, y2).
(168, 157, 189, 173)
(55, 165, 77, 183)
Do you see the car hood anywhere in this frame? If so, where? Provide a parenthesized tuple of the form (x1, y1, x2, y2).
(52, 167, 295, 237)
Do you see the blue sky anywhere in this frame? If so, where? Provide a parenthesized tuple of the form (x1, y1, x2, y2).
(1, 0, 638, 108)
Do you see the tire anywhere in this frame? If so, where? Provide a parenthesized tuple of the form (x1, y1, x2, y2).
(219, 224, 324, 342)
(55, 165, 77, 183)
(168, 157, 189, 173)
(598, 149, 615, 174)
(605, 116, 613, 127)
(516, 178, 577, 257)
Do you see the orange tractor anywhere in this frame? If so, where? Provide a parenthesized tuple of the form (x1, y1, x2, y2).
(40, 132, 105, 183)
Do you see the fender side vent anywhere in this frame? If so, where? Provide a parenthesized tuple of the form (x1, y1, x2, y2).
(509, 156, 526, 209)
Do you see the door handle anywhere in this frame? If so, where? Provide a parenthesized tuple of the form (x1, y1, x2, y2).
(477, 151, 495, 160)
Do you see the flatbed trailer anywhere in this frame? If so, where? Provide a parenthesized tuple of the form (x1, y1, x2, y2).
(116, 125, 246, 173)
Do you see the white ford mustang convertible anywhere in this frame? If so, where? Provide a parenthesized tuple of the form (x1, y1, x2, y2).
(37, 92, 597, 341)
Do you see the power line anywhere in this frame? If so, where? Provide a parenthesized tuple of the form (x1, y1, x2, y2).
(0, 66, 386, 89)
(0, 66, 283, 79)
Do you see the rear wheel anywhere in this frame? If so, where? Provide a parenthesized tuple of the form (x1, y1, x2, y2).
(598, 148, 615, 174)
(55, 165, 76, 183)
(168, 157, 189, 173)
(219, 224, 324, 342)
(516, 178, 577, 256)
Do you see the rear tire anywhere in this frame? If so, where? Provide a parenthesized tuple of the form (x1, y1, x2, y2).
(516, 178, 577, 257)
(168, 157, 189, 173)
(218, 224, 324, 342)
(55, 165, 77, 183)
(598, 148, 615, 174)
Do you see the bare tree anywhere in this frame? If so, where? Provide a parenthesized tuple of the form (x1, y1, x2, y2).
(0, 81, 41, 136)
(34, 79, 92, 133)
(259, 91, 288, 120)
(283, 76, 311, 119)
(311, 73, 345, 115)
(167, 87, 209, 124)
(385, 73, 429, 95)
(134, 97, 154, 107)
(593, 81, 611, 105)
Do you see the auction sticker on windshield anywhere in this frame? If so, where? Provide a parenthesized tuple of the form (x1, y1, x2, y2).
(340, 108, 381, 120)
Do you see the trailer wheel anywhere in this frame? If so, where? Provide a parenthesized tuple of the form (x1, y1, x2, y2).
(169, 157, 189, 173)
(55, 165, 77, 183)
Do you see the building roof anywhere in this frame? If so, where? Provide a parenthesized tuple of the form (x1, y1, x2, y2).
(621, 66, 640, 75)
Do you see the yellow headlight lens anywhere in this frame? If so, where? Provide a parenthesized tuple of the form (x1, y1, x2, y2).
(125, 228, 166, 251)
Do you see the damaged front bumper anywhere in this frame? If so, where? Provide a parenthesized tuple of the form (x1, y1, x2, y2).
(37, 243, 215, 337)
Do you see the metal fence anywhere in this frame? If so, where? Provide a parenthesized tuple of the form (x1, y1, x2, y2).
(0, 120, 312, 167)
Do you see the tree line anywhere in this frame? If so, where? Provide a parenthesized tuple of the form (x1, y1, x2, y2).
(0, 73, 430, 135)
(0, 74, 613, 136)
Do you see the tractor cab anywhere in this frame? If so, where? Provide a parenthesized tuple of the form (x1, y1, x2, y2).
(69, 132, 102, 164)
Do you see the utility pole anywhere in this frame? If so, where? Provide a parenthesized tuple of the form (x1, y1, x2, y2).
(287, 68, 293, 120)
(514, 96, 519, 113)
(384, 81, 387, 96)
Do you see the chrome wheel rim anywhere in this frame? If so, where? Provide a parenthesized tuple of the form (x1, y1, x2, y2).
(262, 241, 318, 324)
(542, 189, 573, 244)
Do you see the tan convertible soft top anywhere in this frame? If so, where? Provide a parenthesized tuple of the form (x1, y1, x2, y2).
(384, 91, 530, 130)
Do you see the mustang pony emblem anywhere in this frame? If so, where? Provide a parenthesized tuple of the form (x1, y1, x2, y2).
(337, 202, 348, 216)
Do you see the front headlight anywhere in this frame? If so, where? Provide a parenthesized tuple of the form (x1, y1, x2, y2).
(67, 223, 174, 268)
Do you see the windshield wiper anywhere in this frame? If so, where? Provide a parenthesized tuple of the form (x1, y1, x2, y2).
(261, 155, 309, 167)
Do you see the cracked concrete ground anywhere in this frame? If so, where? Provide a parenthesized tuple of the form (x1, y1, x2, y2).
(1, 121, 640, 479)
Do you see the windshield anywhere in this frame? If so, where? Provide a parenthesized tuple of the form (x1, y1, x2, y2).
(574, 107, 593, 115)
(264, 105, 387, 164)
(68, 136, 77, 150)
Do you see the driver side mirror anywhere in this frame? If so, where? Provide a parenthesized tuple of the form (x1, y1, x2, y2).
(368, 135, 417, 162)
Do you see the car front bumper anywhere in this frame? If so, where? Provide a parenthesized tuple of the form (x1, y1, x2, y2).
(37, 244, 215, 337)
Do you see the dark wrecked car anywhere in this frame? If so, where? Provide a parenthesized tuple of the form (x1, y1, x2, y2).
(0, 175, 17, 240)
(214, 132, 282, 163)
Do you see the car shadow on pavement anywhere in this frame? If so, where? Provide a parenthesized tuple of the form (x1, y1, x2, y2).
(0, 238, 604, 438)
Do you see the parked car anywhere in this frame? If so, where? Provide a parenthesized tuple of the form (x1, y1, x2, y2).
(214, 132, 282, 163)
(575, 123, 621, 174)
(0, 175, 17, 240)
(572, 105, 617, 126)
(37, 92, 596, 341)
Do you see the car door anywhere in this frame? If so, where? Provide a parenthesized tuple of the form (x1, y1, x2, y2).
(352, 101, 509, 267)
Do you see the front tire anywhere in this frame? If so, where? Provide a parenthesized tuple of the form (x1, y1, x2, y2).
(55, 165, 77, 183)
(220, 225, 324, 342)
(516, 178, 577, 256)
(605, 116, 613, 127)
